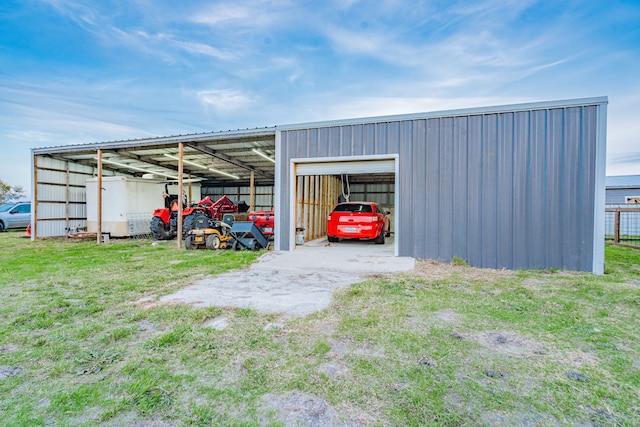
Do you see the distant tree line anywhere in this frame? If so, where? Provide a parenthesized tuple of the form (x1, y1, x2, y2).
(0, 179, 26, 204)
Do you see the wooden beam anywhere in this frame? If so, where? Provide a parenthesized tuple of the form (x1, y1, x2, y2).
(97, 149, 103, 244)
(32, 155, 38, 240)
(305, 176, 311, 241)
(249, 170, 255, 211)
(65, 161, 70, 233)
(177, 143, 184, 249)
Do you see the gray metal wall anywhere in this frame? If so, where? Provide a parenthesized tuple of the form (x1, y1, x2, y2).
(276, 98, 607, 272)
(606, 189, 640, 204)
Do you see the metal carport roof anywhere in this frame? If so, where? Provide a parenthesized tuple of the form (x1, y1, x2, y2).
(32, 127, 278, 186)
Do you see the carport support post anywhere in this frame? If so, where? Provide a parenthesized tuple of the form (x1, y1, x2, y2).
(32, 155, 38, 240)
(249, 170, 255, 211)
(188, 174, 192, 203)
(97, 149, 103, 244)
(176, 142, 184, 249)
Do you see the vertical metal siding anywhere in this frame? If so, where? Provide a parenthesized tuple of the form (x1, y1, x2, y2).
(452, 116, 469, 261)
(481, 114, 498, 267)
(426, 118, 441, 260)
(563, 108, 581, 269)
(497, 113, 514, 268)
(398, 121, 414, 257)
(528, 110, 546, 268)
(512, 111, 529, 268)
(582, 106, 598, 271)
(440, 117, 455, 261)
(278, 99, 605, 272)
(546, 109, 563, 268)
(466, 115, 483, 266)
(412, 120, 427, 258)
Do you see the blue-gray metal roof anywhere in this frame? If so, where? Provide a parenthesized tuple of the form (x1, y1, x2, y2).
(606, 175, 640, 189)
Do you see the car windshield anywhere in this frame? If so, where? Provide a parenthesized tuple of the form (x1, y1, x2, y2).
(333, 203, 372, 213)
(0, 203, 17, 212)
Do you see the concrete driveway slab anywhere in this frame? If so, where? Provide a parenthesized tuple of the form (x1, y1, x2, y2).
(160, 237, 414, 317)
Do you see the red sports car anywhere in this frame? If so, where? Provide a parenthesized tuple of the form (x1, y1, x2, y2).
(327, 202, 391, 244)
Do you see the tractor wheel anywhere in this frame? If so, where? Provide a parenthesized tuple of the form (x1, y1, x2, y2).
(232, 240, 240, 251)
(250, 240, 261, 251)
(206, 234, 221, 250)
(194, 213, 210, 229)
(150, 216, 172, 240)
(182, 214, 198, 238)
(185, 234, 196, 250)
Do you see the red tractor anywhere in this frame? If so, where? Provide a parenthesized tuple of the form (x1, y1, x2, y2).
(150, 192, 239, 241)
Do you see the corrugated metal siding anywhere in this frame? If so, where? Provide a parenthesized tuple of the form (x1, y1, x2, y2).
(348, 183, 394, 206)
(34, 156, 117, 237)
(606, 189, 640, 204)
(277, 101, 606, 272)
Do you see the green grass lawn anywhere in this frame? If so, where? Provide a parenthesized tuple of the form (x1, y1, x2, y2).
(0, 232, 638, 426)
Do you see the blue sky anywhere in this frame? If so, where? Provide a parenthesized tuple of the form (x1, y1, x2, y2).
(1, 0, 639, 195)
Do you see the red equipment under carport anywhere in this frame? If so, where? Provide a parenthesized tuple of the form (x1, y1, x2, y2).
(150, 184, 241, 241)
(247, 209, 274, 236)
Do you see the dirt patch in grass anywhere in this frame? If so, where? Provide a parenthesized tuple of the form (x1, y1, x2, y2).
(435, 309, 462, 324)
(317, 363, 350, 380)
(260, 390, 360, 427)
(413, 260, 516, 281)
(470, 330, 547, 357)
(102, 412, 179, 427)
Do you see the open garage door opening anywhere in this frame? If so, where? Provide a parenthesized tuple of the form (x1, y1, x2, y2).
(291, 157, 398, 256)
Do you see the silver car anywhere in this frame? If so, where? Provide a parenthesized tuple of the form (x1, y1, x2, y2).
(0, 202, 31, 231)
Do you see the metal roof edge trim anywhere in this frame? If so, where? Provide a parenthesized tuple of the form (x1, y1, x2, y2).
(277, 96, 609, 131)
(31, 128, 277, 155)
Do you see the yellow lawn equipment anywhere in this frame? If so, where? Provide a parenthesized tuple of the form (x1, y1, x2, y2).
(185, 222, 232, 250)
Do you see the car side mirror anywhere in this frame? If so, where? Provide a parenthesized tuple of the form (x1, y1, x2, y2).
(386, 211, 391, 215)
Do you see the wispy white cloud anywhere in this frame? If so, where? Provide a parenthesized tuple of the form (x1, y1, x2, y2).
(447, 0, 539, 19)
(162, 38, 236, 61)
(196, 89, 256, 111)
(189, 0, 295, 29)
(190, 4, 251, 26)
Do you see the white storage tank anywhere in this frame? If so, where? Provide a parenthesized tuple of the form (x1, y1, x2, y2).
(86, 177, 201, 237)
